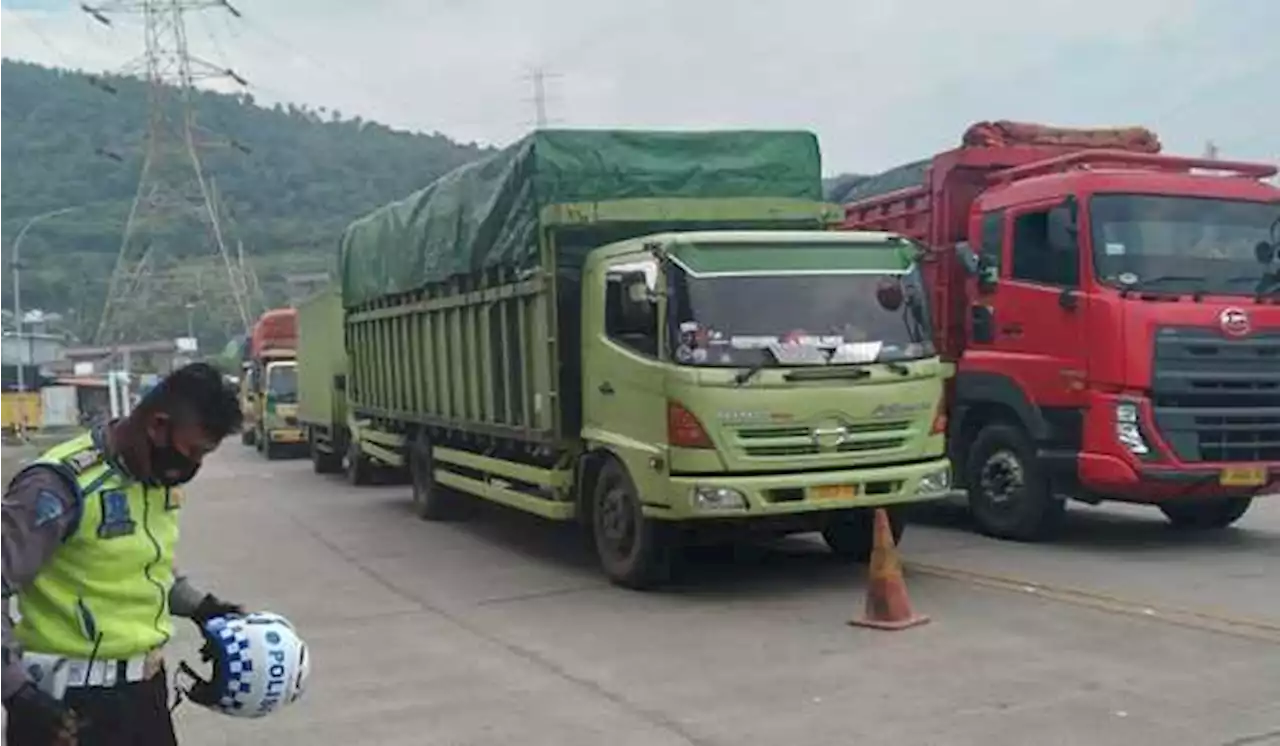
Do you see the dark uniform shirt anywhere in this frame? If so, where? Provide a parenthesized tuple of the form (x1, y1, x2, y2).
(1, 430, 208, 701)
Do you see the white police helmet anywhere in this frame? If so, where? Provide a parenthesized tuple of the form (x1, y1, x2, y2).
(179, 611, 311, 718)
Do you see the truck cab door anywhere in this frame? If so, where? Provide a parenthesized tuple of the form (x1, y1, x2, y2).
(581, 256, 668, 470)
(996, 200, 1090, 424)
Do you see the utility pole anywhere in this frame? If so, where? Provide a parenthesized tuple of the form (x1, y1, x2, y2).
(11, 206, 84, 392)
(1203, 140, 1220, 160)
(86, 0, 262, 346)
(525, 67, 562, 129)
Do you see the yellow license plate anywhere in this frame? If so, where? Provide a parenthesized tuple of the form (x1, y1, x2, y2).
(271, 429, 304, 443)
(812, 484, 857, 500)
(1219, 466, 1267, 487)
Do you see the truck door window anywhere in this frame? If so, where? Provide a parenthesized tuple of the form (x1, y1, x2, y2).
(1011, 207, 1078, 287)
(979, 210, 1004, 271)
(604, 260, 659, 357)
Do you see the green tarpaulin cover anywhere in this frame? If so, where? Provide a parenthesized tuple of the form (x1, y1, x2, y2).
(339, 130, 823, 306)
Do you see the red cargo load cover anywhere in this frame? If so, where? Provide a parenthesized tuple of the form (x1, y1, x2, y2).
(961, 120, 1161, 153)
(250, 308, 298, 358)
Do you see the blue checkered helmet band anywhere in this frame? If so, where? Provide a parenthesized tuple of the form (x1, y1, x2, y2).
(187, 611, 311, 719)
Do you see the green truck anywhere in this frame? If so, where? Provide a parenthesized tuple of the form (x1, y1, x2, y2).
(306, 130, 953, 587)
(297, 286, 349, 475)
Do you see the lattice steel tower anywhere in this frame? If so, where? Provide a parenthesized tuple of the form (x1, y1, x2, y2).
(88, 0, 261, 345)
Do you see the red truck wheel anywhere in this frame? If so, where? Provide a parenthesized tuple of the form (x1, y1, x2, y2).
(965, 423, 1065, 541)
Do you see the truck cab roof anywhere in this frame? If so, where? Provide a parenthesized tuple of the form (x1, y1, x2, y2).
(588, 229, 921, 275)
(978, 166, 1280, 212)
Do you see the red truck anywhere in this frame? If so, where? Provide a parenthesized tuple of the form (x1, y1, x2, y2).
(240, 307, 302, 457)
(841, 121, 1280, 540)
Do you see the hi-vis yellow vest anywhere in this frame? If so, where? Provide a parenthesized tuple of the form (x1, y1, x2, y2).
(15, 432, 181, 659)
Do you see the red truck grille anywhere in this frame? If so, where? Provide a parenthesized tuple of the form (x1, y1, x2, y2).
(1150, 327, 1280, 462)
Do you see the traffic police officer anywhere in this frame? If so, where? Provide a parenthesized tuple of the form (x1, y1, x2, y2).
(3, 363, 245, 745)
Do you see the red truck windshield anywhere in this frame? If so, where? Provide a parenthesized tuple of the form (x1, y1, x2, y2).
(666, 266, 935, 367)
(1090, 194, 1280, 295)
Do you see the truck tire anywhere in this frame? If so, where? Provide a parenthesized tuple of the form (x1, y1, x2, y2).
(345, 437, 374, 486)
(409, 434, 462, 521)
(965, 422, 1065, 541)
(309, 429, 343, 474)
(822, 508, 906, 562)
(241, 428, 256, 447)
(591, 458, 675, 590)
(1159, 497, 1252, 529)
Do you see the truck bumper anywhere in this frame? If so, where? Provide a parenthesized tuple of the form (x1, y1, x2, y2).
(651, 456, 952, 520)
(1075, 391, 1280, 502)
(1077, 453, 1280, 502)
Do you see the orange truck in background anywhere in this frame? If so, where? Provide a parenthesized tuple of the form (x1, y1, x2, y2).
(240, 307, 302, 459)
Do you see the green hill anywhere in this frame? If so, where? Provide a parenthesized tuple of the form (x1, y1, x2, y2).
(1, 59, 490, 343)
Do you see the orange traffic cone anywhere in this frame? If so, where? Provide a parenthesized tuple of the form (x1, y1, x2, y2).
(849, 508, 930, 631)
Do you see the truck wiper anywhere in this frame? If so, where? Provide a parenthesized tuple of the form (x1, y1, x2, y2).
(884, 361, 911, 376)
(734, 347, 779, 386)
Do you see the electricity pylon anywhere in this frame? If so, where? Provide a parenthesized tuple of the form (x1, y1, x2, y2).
(88, 0, 262, 345)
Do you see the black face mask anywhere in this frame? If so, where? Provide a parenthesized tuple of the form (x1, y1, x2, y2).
(149, 425, 200, 487)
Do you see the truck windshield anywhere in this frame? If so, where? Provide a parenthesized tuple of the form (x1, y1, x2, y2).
(666, 264, 935, 367)
(1091, 195, 1280, 295)
(266, 364, 298, 403)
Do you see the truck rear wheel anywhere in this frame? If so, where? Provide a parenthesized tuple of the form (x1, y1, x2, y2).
(345, 437, 374, 486)
(1159, 497, 1252, 529)
(310, 429, 343, 474)
(409, 434, 462, 521)
(822, 508, 905, 562)
(591, 459, 675, 590)
(965, 422, 1065, 541)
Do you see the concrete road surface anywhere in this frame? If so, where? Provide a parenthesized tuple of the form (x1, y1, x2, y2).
(17, 444, 1280, 745)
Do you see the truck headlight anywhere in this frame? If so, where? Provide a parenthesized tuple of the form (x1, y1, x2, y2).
(692, 486, 748, 511)
(915, 467, 952, 497)
(1115, 402, 1150, 456)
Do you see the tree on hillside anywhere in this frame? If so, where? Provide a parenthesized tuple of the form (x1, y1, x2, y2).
(1, 59, 490, 343)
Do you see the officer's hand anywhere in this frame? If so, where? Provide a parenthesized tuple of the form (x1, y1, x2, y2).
(192, 593, 245, 624)
(6, 682, 82, 745)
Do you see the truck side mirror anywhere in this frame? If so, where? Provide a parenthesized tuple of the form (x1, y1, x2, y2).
(954, 242, 980, 276)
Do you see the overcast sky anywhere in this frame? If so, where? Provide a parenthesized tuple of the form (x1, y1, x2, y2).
(2, 0, 1277, 175)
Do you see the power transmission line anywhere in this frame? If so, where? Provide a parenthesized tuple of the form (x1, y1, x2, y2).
(83, 0, 263, 346)
(523, 67, 562, 129)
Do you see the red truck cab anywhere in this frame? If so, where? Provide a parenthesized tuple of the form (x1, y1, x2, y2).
(841, 122, 1280, 540)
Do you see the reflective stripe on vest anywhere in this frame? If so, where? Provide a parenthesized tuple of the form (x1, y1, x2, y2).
(15, 432, 182, 660)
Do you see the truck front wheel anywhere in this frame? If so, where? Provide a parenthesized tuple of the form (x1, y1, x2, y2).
(822, 508, 905, 562)
(1159, 497, 1252, 529)
(241, 428, 256, 447)
(965, 423, 1065, 541)
(591, 459, 675, 590)
(409, 434, 463, 521)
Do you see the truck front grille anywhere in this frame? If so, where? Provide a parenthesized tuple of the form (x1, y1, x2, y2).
(1150, 327, 1280, 462)
(734, 421, 911, 459)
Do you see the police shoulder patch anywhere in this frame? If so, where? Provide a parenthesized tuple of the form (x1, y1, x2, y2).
(33, 489, 67, 529)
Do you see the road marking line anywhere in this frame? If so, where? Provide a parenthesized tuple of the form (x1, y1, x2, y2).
(907, 561, 1280, 644)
